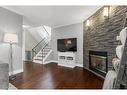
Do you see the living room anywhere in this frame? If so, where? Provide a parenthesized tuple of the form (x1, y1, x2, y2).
(0, 0, 127, 94)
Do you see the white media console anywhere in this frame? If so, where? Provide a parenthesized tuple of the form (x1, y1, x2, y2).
(58, 52, 76, 68)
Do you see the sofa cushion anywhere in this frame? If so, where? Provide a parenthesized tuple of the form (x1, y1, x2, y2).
(0, 61, 9, 89)
(120, 27, 127, 46)
(116, 45, 124, 60)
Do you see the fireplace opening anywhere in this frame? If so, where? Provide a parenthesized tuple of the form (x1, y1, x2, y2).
(89, 50, 108, 77)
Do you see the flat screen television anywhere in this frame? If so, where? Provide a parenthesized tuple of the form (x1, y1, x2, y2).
(57, 38, 77, 52)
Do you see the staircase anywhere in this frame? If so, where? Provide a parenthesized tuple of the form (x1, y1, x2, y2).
(32, 26, 51, 64)
(33, 44, 51, 64)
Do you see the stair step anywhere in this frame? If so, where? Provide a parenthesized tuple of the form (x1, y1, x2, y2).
(39, 54, 47, 56)
(45, 47, 51, 49)
(33, 44, 51, 63)
(37, 55, 45, 57)
(39, 52, 49, 55)
(34, 59, 42, 61)
(42, 50, 49, 52)
(43, 48, 50, 50)
(33, 60, 42, 64)
(43, 50, 49, 52)
(38, 53, 47, 55)
(41, 49, 49, 51)
(39, 52, 48, 54)
(34, 56, 45, 59)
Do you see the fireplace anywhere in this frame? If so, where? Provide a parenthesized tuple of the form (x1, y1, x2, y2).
(89, 50, 108, 77)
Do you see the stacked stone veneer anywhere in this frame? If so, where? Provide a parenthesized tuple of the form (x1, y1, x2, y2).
(83, 6, 127, 71)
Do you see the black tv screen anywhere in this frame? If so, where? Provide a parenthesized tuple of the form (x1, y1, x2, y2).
(57, 38, 77, 52)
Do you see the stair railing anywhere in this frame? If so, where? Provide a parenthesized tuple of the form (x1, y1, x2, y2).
(32, 26, 51, 61)
(41, 41, 50, 63)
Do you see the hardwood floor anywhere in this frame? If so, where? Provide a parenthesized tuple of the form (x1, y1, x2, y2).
(10, 61, 104, 89)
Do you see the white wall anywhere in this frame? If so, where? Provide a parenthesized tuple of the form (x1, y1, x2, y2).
(22, 29, 25, 61)
(51, 23, 83, 67)
(28, 26, 46, 43)
(25, 29, 38, 51)
(25, 26, 51, 51)
(0, 7, 23, 74)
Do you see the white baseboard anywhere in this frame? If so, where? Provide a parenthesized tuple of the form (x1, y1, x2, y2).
(75, 63, 83, 67)
(44, 60, 75, 68)
(58, 63, 75, 68)
(9, 69, 23, 76)
(84, 67, 105, 79)
(43, 60, 58, 64)
(44, 61, 83, 68)
(51, 60, 58, 63)
(33, 60, 43, 64)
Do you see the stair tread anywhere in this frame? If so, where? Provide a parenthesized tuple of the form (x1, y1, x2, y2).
(40, 51, 49, 53)
(33, 44, 51, 60)
(44, 48, 50, 49)
(34, 59, 43, 61)
(44, 47, 50, 48)
(37, 55, 45, 57)
(38, 53, 46, 54)
(43, 49, 50, 50)
(38, 53, 47, 55)
(39, 52, 48, 54)
(42, 50, 50, 52)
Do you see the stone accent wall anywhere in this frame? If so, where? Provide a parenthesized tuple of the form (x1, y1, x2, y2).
(83, 6, 127, 71)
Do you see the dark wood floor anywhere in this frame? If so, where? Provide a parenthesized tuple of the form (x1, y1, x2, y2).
(10, 61, 104, 89)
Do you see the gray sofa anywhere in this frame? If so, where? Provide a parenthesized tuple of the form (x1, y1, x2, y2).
(0, 61, 9, 89)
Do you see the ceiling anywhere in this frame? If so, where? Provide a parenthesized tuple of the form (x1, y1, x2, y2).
(4, 6, 101, 28)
